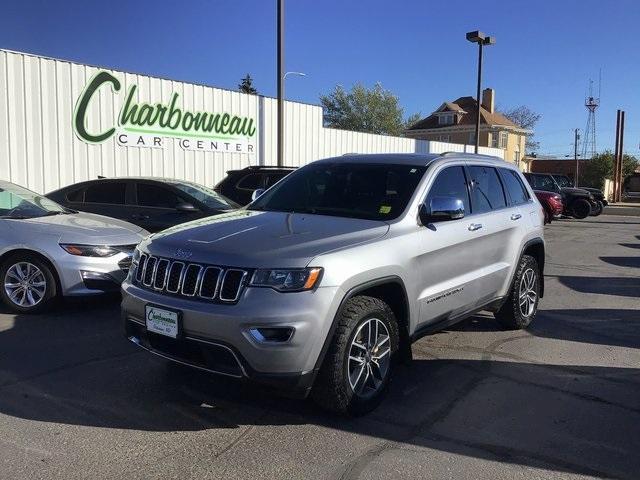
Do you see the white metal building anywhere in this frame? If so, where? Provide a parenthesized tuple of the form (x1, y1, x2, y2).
(0, 49, 504, 194)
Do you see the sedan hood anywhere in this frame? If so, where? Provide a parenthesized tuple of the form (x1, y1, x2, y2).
(16, 212, 147, 244)
(143, 210, 390, 268)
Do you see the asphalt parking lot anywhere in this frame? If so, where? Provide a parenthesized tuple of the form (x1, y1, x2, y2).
(1, 214, 639, 480)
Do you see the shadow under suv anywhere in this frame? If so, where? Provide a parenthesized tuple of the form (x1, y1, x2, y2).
(122, 153, 545, 414)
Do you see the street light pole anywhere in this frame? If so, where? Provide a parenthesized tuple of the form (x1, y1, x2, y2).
(277, 0, 285, 167)
(466, 31, 495, 154)
(574, 128, 580, 186)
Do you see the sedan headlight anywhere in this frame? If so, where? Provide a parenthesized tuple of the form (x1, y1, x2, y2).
(250, 267, 322, 292)
(60, 244, 120, 257)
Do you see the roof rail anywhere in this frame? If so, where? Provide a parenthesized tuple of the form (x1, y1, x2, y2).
(439, 151, 460, 156)
(244, 165, 296, 170)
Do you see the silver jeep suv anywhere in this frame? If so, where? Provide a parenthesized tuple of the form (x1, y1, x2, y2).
(122, 153, 545, 414)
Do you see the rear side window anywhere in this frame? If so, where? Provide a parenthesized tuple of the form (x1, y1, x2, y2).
(468, 166, 506, 214)
(137, 183, 182, 208)
(527, 174, 557, 191)
(500, 169, 530, 205)
(237, 173, 262, 190)
(425, 166, 470, 215)
(265, 172, 289, 187)
(84, 182, 126, 204)
(66, 188, 84, 202)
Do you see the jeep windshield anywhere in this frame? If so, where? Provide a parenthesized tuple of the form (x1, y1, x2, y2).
(0, 181, 69, 219)
(248, 162, 427, 221)
(552, 175, 573, 188)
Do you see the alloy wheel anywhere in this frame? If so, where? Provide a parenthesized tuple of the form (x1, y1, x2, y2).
(347, 318, 391, 399)
(518, 268, 537, 317)
(4, 262, 47, 308)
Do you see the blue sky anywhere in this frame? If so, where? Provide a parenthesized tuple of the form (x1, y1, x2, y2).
(2, 0, 639, 157)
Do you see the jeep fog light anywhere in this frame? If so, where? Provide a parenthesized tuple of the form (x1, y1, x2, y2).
(249, 327, 294, 343)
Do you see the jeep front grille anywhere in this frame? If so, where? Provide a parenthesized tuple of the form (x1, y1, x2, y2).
(134, 254, 249, 303)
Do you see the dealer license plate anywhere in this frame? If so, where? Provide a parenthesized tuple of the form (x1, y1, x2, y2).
(145, 305, 179, 338)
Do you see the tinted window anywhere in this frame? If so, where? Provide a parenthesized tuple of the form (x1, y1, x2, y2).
(137, 183, 182, 208)
(66, 188, 84, 202)
(84, 182, 126, 204)
(249, 163, 427, 221)
(468, 166, 506, 214)
(528, 174, 558, 192)
(500, 169, 530, 205)
(425, 166, 470, 215)
(237, 173, 262, 190)
(265, 172, 289, 187)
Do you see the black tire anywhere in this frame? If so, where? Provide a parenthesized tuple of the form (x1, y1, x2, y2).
(494, 255, 540, 330)
(570, 198, 591, 219)
(0, 253, 58, 314)
(311, 295, 399, 415)
(589, 200, 604, 216)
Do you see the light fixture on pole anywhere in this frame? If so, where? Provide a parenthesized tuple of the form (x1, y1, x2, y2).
(283, 71, 306, 79)
(466, 30, 495, 154)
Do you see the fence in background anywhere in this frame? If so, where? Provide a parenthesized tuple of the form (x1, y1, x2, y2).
(0, 49, 504, 193)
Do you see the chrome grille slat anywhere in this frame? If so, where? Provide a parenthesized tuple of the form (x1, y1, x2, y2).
(133, 256, 247, 303)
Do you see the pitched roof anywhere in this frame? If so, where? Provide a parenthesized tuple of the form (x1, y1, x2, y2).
(407, 96, 520, 130)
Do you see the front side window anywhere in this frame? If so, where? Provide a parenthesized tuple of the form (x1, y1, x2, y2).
(172, 181, 238, 209)
(425, 166, 470, 215)
(237, 173, 263, 191)
(468, 165, 507, 214)
(137, 184, 182, 208)
(500, 168, 530, 205)
(249, 162, 427, 221)
(529, 174, 559, 192)
(84, 182, 126, 204)
(552, 175, 572, 188)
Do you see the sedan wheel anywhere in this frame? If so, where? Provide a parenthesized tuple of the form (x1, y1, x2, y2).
(0, 255, 57, 314)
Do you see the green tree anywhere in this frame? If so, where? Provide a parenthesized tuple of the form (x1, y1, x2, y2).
(238, 74, 258, 95)
(580, 151, 639, 189)
(404, 111, 423, 130)
(320, 83, 414, 136)
(501, 106, 541, 154)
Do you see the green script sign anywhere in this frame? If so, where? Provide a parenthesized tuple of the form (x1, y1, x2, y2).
(74, 71, 256, 153)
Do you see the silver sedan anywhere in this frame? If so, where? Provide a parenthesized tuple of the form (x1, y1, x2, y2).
(0, 180, 148, 313)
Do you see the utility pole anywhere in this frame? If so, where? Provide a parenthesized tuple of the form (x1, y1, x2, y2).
(574, 128, 580, 186)
(614, 110, 621, 202)
(276, 0, 285, 167)
(618, 111, 625, 201)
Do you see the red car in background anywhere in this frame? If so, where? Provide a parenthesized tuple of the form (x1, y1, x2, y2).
(534, 190, 564, 224)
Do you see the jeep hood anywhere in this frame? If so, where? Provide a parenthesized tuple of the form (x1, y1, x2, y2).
(143, 210, 390, 268)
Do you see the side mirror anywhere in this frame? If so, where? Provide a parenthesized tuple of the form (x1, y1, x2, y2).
(419, 196, 465, 225)
(251, 188, 265, 202)
(175, 202, 198, 212)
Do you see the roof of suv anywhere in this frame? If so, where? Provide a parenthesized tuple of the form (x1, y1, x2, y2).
(315, 152, 506, 167)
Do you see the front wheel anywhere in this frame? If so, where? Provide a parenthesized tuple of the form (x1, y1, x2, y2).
(0, 254, 57, 314)
(590, 200, 604, 216)
(494, 254, 540, 330)
(311, 296, 399, 415)
(570, 198, 591, 219)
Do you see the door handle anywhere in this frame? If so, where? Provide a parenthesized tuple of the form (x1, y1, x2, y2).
(468, 223, 483, 231)
(510, 213, 522, 221)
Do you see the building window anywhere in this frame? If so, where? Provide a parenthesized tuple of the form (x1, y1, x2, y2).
(438, 114, 454, 125)
(491, 133, 498, 148)
(499, 131, 508, 148)
(468, 132, 476, 144)
(514, 150, 521, 165)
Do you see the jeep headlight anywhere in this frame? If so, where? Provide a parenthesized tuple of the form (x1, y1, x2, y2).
(250, 267, 322, 292)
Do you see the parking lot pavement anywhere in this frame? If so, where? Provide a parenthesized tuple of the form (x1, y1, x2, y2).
(0, 215, 639, 480)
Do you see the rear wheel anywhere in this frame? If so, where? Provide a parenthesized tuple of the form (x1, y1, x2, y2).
(590, 200, 604, 216)
(495, 254, 540, 330)
(570, 198, 591, 219)
(311, 296, 398, 415)
(0, 254, 57, 314)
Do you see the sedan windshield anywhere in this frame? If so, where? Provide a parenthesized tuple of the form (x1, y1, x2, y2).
(0, 181, 67, 219)
(172, 181, 239, 209)
(248, 162, 427, 221)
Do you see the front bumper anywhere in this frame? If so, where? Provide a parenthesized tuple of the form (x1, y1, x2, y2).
(121, 282, 342, 395)
(57, 252, 132, 296)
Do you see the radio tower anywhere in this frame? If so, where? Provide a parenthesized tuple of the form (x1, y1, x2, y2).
(581, 74, 601, 160)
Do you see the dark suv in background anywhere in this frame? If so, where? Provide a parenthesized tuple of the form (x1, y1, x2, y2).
(47, 178, 238, 232)
(213, 166, 296, 205)
(523, 172, 599, 219)
(551, 174, 607, 212)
